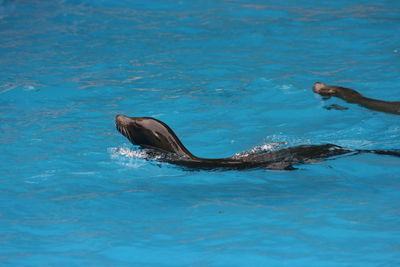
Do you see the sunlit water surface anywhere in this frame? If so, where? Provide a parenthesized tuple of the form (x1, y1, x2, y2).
(1, 0, 400, 266)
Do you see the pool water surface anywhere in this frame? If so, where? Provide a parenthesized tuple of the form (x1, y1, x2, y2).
(1, 0, 400, 266)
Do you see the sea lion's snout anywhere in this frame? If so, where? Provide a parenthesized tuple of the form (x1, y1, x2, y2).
(312, 82, 326, 93)
(115, 115, 137, 144)
(115, 114, 132, 128)
(312, 82, 337, 96)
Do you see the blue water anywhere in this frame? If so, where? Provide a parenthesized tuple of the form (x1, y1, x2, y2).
(1, 0, 400, 266)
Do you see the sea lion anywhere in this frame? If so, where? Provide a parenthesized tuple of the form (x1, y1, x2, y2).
(313, 82, 400, 114)
(115, 115, 400, 170)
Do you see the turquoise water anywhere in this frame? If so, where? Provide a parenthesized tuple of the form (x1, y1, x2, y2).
(1, 0, 400, 265)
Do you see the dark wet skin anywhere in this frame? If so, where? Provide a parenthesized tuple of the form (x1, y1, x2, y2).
(115, 115, 400, 170)
(313, 82, 400, 115)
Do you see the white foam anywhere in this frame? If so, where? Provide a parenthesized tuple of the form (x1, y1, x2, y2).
(108, 147, 146, 168)
(109, 146, 148, 159)
(108, 146, 166, 168)
(23, 85, 39, 92)
(233, 142, 284, 158)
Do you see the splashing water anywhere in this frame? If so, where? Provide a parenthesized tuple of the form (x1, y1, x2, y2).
(233, 142, 286, 159)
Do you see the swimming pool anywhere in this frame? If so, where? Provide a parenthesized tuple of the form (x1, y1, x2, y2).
(1, 0, 399, 265)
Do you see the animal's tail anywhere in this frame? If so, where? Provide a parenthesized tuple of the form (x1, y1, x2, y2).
(357, 149, 400, 157)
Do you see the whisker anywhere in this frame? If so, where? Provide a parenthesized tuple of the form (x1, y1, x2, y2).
(125, 128, 134, 143)
(115, 120, 135, 144)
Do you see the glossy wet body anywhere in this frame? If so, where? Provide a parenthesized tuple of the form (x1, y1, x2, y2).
(115, 115, 400, 170)
(313, 82, 400, 114)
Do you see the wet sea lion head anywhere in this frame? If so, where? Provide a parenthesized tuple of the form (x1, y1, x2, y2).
(115, 115, 193, 157)
(313, 82, 363, 101)
(312, 82, 337, 96)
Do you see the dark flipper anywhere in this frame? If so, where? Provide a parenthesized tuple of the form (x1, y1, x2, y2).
(324, 104, 349, 111)
(358, 149, 400, 157)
